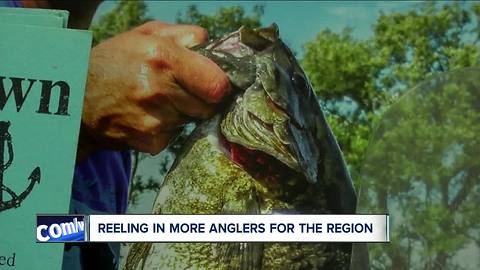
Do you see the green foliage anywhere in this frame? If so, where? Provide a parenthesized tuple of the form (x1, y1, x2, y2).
(303, 28, 387, 115)
(373, 2, 478, 88)
(90, 0, 149, 45)
(176, 5, 264, 39)
(326, 114, 374, 175)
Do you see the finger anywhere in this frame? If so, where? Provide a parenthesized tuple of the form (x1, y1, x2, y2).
(134, 71, 216, 119)
(121, 91, 188, 134)
(134, 21, 171, 34)
(142, 100, 187, 132)
(173, 47, 231, 103)
(124, 103, 185, 154)
(158, 81, 216, 119)
(158, 25, 209, 47)
(140, 22, 208, 48)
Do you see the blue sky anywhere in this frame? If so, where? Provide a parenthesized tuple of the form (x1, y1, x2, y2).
(94, 1, 421, 57)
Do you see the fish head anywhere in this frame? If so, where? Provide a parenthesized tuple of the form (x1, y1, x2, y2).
(197, 24, 321, 185)
(197, 25, 356, 215)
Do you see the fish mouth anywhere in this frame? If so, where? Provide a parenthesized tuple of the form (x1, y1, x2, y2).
(219, 137, 296, 185)
(204, 24, 319, 185)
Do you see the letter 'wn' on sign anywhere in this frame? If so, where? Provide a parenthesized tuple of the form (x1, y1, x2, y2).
(0, 76, 70, 116)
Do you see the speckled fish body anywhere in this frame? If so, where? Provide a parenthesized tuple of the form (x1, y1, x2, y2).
(123, 25, 356, 270)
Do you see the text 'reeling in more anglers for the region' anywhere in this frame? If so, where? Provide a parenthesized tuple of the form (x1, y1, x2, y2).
(97, 222, 374, 234)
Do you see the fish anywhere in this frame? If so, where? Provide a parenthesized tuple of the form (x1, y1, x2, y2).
(122, 24, 357, 270)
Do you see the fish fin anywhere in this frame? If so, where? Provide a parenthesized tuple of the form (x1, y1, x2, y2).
(239, 27, 272, 51)
(254, 23, 279, 42)
(123, 242, 152, 270)
(217, 189, 264, 270)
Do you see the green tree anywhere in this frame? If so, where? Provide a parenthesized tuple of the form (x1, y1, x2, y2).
(302, 2, 480, 269)
(90, 0, 149, 45)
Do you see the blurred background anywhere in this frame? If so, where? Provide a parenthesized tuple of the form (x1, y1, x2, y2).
(91, 1, 480, 269)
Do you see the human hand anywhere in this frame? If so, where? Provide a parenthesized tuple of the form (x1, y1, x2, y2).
(79, 21, 230, 160)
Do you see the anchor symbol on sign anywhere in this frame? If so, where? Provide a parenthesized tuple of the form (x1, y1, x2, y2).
(0, 121, 41, 213)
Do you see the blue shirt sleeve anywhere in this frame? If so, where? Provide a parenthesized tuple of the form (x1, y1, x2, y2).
(70, 150, 131, 214)
(63, 150, 132, 270)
